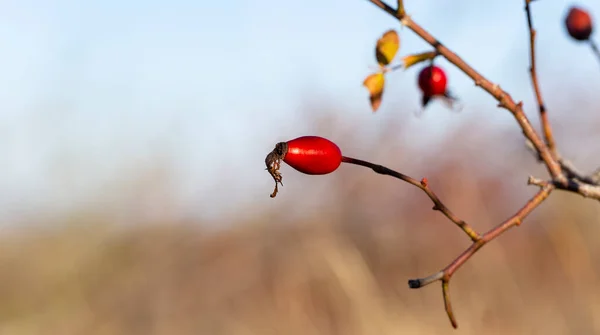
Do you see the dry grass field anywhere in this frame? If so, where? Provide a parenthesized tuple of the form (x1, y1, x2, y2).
(2, 111, 600, 335)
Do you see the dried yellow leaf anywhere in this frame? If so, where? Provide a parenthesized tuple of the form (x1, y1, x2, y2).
(363, 73, 385, 112)
(402, 51, 437, 70)
(376, 30, 400, 66)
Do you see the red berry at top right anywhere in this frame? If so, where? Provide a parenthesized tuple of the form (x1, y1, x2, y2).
(418, 65, 447, 98)
(565, 6, 594, 41)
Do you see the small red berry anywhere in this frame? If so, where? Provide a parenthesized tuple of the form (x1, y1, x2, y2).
(265, 136, 343, 197)
(565, 6, 593, 41)
(416, 65, 457, 111)
(418, 65, 447, 98)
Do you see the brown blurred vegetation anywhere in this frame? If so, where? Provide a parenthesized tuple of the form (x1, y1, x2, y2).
(3, 104, 600, 335)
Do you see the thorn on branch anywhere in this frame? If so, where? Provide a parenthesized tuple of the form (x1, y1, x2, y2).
(496, 90, 509, 108)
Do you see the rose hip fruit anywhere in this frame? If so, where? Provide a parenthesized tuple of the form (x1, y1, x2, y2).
(418, 65, 447, 98)
(417, 65, 454, 109)
(265, 136, 342, 197)
(282, 136, 342, 175)
(565, 6, 593, 41)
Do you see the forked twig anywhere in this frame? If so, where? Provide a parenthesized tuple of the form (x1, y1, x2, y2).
(408, 180, 554, 328)
(525, 0, 558, 159)
(341, 156, 481, 242)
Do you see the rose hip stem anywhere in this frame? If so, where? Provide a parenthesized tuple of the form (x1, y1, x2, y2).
(340, 156, 480, 241)
(591, 40, 600, 67)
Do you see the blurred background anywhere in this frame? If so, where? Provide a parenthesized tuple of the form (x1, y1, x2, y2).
(2, 0, 600, 334)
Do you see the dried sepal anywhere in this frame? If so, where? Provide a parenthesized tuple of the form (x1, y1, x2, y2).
(265, 142, 288, 198)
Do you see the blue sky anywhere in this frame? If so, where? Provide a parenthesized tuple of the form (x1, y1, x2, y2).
(1, 0, 599, 224)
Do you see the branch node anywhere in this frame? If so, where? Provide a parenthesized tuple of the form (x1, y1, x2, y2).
(491, 83, 500, 94)
(400, 14, 411, 27)
(497, 92, 509, 109)
(527, 175, 548, 188)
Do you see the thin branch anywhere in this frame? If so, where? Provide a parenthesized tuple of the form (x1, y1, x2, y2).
(524, 0, 558, 159)
(396, 0, 405, 16)
(341, 156, 481, 242)
(441, 281, 456, 328)
(524, 139, 542, 162)
(559, 159, 600, 186)
(364, 0, 567, 187)
(570, 181, 600, 200)
(527, 139, 600, 188)
(590, 40, 600, 67)
(530, 176, 600, 201)
(408, 181, 554, 328)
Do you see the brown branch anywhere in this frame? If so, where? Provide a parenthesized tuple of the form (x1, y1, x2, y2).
(527, 133, 600, 189)
(559, 159, 600, 186)
(408, 181, 555, 328)
(341, 156, 481, 242)
(364, 0, 567, 187)
(524, 0, 558, 159)
(530, 176, 600, 201)
(571, 181, 600, 200)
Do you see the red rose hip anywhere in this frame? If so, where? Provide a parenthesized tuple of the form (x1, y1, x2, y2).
(283, 136, 342, 175)
(565, 6, 593, 41)
(265, 136, 343, 197)
(418, 65, 447, 98)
